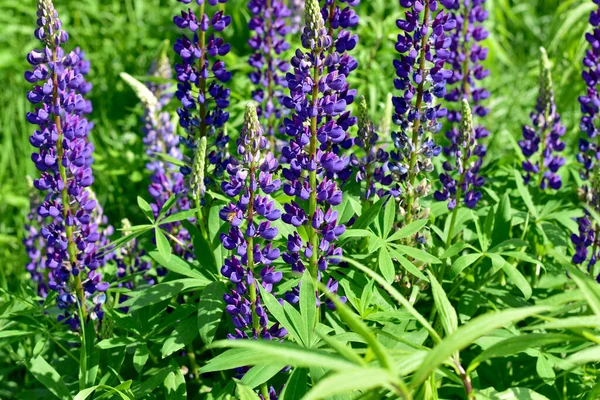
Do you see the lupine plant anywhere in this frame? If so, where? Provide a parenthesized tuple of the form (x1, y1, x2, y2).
(4, 0, 600, 399)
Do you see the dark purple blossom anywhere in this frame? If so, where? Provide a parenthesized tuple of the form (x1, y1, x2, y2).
(248, 0, 292, 144)
(26, 0, 107, 329)
(518, 47, 566, 190)
(280, 0, 356, 300)
(173, 0, 231, 203)
(390, 0, 455, 223)
(434, 99, 484, 210)
(221, 103, 285, 341)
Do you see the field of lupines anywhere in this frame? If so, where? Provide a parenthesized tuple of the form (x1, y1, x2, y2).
(1, 0, 600, 398)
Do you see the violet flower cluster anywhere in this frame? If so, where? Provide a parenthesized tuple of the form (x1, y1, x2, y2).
(390, 0, 455, 221)
(143, 52, 193, 259)
(350, 95, 396, 200)
(173, 0, 232, 198)
(434, 99, 484, 209)
(220, 103, 286, 341)
(279, 0, 353, 297)
(248, 0, 292, 139)
(437, 0, 489, 209)
(518, 47, 566, 190)
(26, 0, 108, 329)
(571, 1, 600, 282)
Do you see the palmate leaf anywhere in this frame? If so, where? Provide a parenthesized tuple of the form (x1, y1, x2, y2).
(410, 306, 553, 388)
(203, 341, 357, 373)
(427, 272, 457, 337)
(149, 251, 209, 280)
(118, 278, 210, 311)
(241, 364, 287, 389)
(161, 316, 198, 358)
(28, 355, 72, 400)
(280, 368, 308, 400)
(197, 281, 226, 346)
(476, 387, 550, 400)
(565, 265, 600, 318)
(164, 369, 186, 400)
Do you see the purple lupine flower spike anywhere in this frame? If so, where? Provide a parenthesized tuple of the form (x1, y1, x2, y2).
(389, 0, 455, 224)
(143, 49, 193, 259)
(280, 0, 352, 304)
(438, 0, 489, 209)
(572, 1, 600, 283)
(26, 0, 107, 329)
(352, 95, 397, 200)
(24, 177, 49, 299)
(221, 103, 285, 344)
(248, 0, 292, 147)
(434, 99, 484, 210)
(173, 0, 231, 212)
(518, 47, 566, 190)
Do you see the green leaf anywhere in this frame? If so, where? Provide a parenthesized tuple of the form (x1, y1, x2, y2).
(120, 279, 209, 311)
(204, 341, 356, 373)
(513, 169, 537, 219)
(198, 281, 226, 346)
(149, 251, 207, 279)
(299, 270, 316, 344)
(235, 379, 261, 400)
(183, 220, 218, 272)
(353, 196, 385, 229)
(565, 345, 600, 366)
(393, 244, 441, 264)
(382, 197, 395, 238)
(164, 369, 187, 400)
(97, 337, 138, 349)
(488, 254, 532, 300)
(134, 344, 149, 374)
(387, 219, 428, 242)
(155, 228, 172, 261)
(159, 208, 199, 225)
(566, 265, 600, 318)
(411, 306, 552, 388)
(29, 355, 73, 400)
(491, 193, 512, 246)
(138, 196, 156, 222)
(440, 241, 468, 259)
(476, 387, 550, 400)
(258, 284, 300, 343)
(387, 246, 428, 282)
(468, 334, 578, 373)
(428, 272, 458, 337)
(536, 354, 555, 385)
(449, 253, 483, 279)
(74, 383, 132, 400)
(378, 246, 396, 283)
(131, 365, 178, 398)
(161, 316, 198, 358)
(303, 368, 408, 400)
(157, 195, 179, 222)
(100, 228, 151, 254)
(241, 364, 287, 389)
(280, 368, 307, 400)
(523, 316, 600, 330)
(343, 256, 441, 344)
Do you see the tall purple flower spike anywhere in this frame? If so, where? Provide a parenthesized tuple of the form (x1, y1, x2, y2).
(439, 0, 489, 209)
(173, 0, 232, 202)
(389, 0, 455, 224)
(280, 0, 357, 299)
(518, 48, 566, 190)
(571, 1, 600, 283)
(248, 0, 292, 145)
(221, 103, 286, 342)
(25, 0, 108, 330)
(143, 50, 193, 259)
(434, 99, 484, 210)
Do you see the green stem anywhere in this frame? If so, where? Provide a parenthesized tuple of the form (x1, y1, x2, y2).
(308, 60, 321, 288)
(404, 0, 430, 225)
(51, 50, 87, 321)
(186, 343, 200, 381)
(260, 383, 270, 399)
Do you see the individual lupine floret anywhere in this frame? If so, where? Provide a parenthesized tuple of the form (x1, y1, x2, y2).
(280, 0, 349, 298)
(26, 0, 108, 329)
(434, 99, 484, 210)
(389, 0, 455, 224)
(518, 47, 566, 190)
(220, 103, 285, 341)
(351, 95, 397, 200)
(248, 0, 292, 143)
(173, 0, 232, 236)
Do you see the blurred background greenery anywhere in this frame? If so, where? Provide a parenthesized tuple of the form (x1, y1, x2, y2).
(0, 0, 593, 288)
